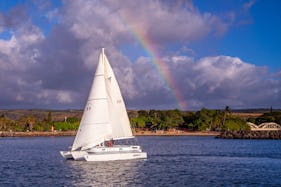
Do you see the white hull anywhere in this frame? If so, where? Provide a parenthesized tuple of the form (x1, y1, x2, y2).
(84, 152, 147, 162)
(88, 145, 142, 153)
(60, 150, 88, 160)
(61, 145, 147, 161)
(60, 151, 73, 159)
(71, 151, 88, 161)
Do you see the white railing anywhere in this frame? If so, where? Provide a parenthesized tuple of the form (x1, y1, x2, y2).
(247, 122, 281, 131)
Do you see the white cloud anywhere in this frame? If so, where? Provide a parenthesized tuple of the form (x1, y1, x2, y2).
(126, 53, 281, 109)
(62, 0, 228, 47)
(0, 0, 280, 110)
(193, 56, 257, 92)
(57, 91, 73, 104)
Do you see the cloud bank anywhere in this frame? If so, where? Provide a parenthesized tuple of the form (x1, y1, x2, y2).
(0, 0, 280, 110)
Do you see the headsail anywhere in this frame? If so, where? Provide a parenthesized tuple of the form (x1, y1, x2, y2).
(104, 55, 133, 140)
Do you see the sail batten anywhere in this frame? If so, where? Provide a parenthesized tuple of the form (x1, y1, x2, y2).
(95, 74, 105, 76)
(88, 98, 107, 101)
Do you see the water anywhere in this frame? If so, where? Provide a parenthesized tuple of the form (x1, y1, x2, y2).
(1, 136, 281, 186)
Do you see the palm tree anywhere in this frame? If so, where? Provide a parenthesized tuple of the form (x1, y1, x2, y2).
(222, 106, 231, 127)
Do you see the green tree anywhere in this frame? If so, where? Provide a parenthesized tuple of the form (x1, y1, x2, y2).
(224, 117, 249, 131)
(0, 115, 15, 131)
(166, 109, 184, 128)
(54, 121, 79, 131)
(130, 117, 147, 128)
(182, 112, 196, 130)
(138, 110, 149, 117)
(47, 111, 52, 123)
(223, 106, 231, 127)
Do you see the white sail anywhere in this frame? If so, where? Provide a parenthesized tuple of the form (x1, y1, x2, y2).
(71, 49, 111, 151)
(104, 55, 133, 140)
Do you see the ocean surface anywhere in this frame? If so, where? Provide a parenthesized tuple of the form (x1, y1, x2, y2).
(1, 136, 281, 186)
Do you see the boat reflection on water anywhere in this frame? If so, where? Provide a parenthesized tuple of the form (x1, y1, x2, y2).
(67, 160, 146, 186)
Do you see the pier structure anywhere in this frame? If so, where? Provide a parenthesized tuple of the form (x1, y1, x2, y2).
(247, 122, 281, 131)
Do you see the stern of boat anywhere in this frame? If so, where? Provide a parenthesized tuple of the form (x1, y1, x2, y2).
(60, 151, 73, 160)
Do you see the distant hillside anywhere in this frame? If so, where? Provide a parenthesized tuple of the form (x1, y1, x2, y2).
(231, 108, 281, 113)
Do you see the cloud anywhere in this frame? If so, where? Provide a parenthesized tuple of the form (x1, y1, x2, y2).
(124, 53, 281, 110)
(0, 5, 27, 30)
(243, 0, 256, 11)
(170, 55, 281, 109)
(57, 91, 73, 103)
(0, 0, 280, 110)
(62, 0, 229, 48)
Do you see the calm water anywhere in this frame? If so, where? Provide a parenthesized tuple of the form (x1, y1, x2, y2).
(1, 136, 281, 186)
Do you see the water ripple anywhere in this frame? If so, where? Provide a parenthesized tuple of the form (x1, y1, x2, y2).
(1, 136, 281, 186)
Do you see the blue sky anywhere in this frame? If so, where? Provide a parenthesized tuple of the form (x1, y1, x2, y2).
(193, 0, 281, 70)
(0, 0, 280, 110)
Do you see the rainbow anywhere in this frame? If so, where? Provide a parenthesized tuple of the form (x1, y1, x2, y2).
(119, 13, 187, 110)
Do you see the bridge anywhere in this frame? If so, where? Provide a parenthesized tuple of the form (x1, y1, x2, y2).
(247, 122, 281, 131)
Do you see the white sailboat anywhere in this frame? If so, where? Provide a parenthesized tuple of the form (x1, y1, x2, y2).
(60, 48, 147, 161)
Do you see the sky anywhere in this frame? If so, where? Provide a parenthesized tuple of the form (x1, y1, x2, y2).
(0, 0, 281, 110)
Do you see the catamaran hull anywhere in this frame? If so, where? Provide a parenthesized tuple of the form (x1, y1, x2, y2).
(61, 146, 147, 161)
(84, 152, 147, 162)
(71, 151, 88, 161)
(60, 151, 73, 160)
(60, 150, 88, 160)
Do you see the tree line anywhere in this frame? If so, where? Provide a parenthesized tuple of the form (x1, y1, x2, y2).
(247, 111, 281, 125)
(1, 108, 280, 132)
(128, 107, 249, 131)
(0, 112, 80, 132)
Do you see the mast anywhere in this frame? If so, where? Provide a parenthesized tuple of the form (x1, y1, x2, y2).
(102, 47, 105, 56)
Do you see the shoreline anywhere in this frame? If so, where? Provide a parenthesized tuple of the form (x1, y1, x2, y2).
(217, 130, 281, 139)
(134, 130, 219, 136)
(0, 130, 219, 137)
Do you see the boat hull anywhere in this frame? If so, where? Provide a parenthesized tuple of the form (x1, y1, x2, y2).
(71, 151, 88, 161)
(84, 152, 147, 162)
(60, 146, 147, 161)
(60, 151, 73, 160)
(60, 150, 88, 160)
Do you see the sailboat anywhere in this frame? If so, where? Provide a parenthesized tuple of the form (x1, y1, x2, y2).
(60, 48, 147, 161)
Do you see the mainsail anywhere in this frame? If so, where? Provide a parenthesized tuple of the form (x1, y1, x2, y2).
(71, 48, 133, 151)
